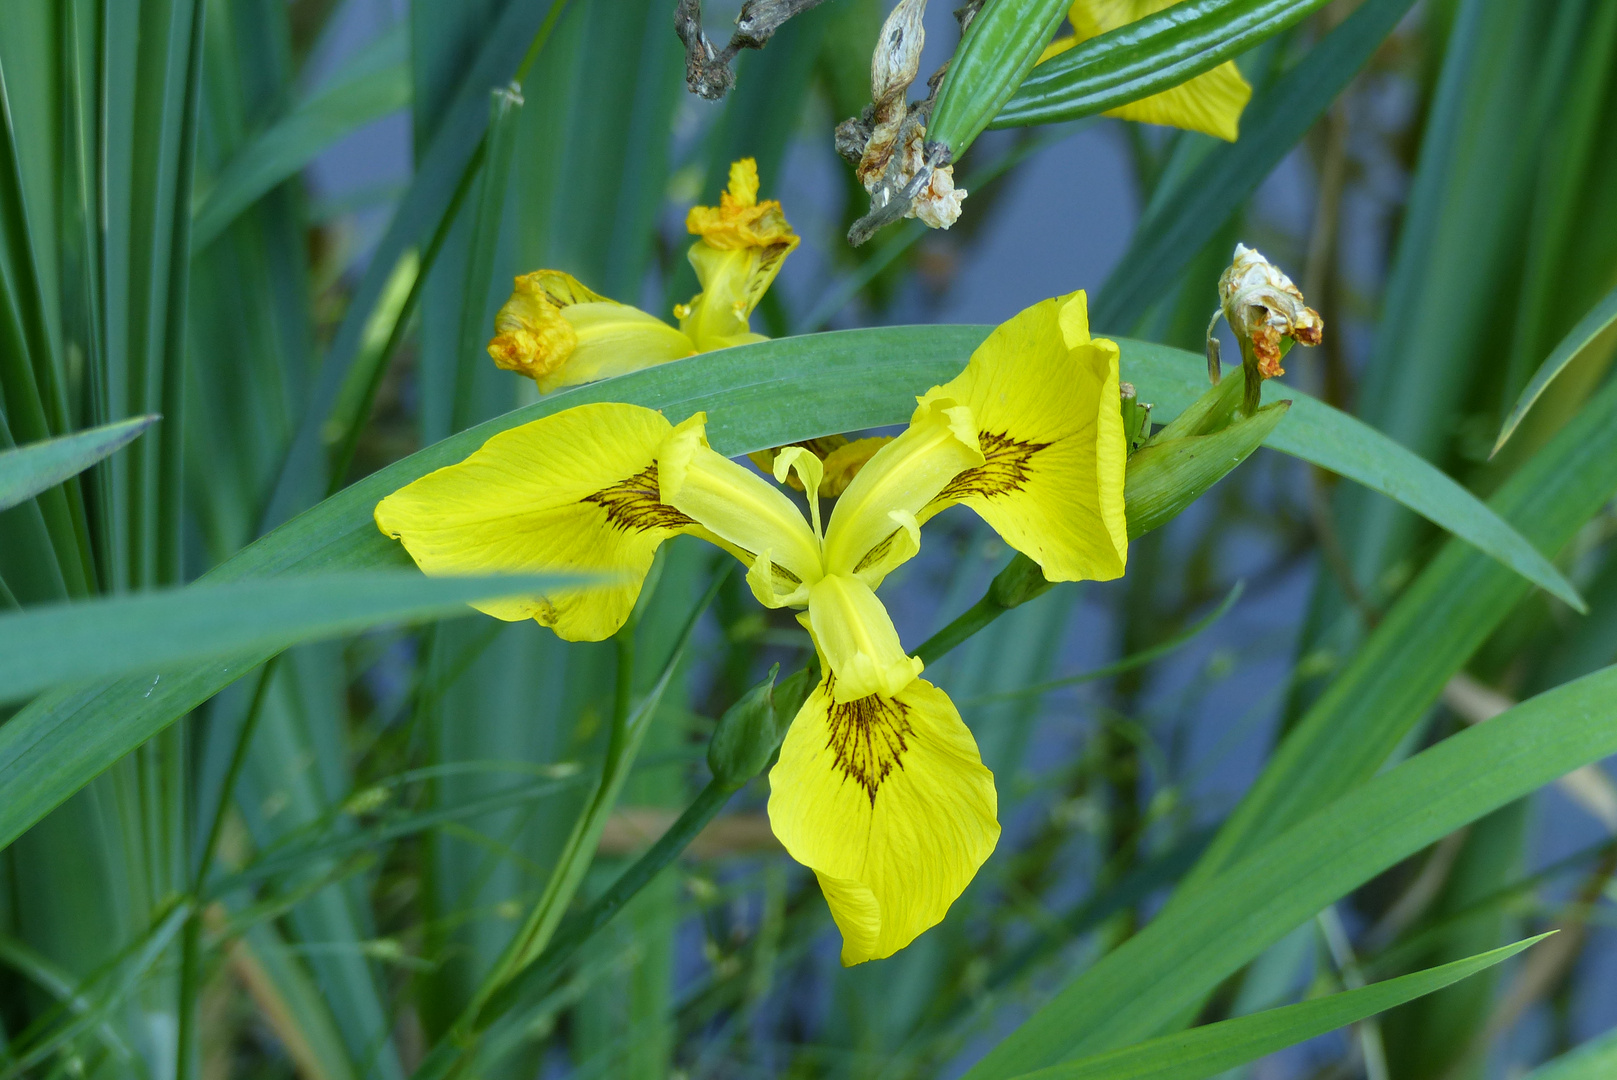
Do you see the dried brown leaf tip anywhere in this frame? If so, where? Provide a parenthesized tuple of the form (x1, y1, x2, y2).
(1217, 243, 1324, 379)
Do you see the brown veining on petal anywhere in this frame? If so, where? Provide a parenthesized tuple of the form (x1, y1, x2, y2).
(825, 677, 913, 805)
(583, 464, 695, 534)
(936, 430, 1051, 501)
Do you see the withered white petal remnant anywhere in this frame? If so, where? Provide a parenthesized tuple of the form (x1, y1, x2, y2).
(1217, 243, 1324, 379)
(840, 0, 968, 243)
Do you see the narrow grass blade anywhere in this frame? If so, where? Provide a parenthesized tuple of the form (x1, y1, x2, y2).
(1013, 936, 1548, 1080)
(963, 579, 1244, 706)
(960, 664, 1617, 1077)
(994, 0, 1333, 129)
(0, 415, 157, 513)
(260, 0, 562, 530)
(1493, 280, 1617, 454)
(192, 33, 410, 249)
(0, 570, 584, 704)
(1092, 0, 1418, 330)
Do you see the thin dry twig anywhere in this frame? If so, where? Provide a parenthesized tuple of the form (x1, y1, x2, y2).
(674, 0, 829, 99)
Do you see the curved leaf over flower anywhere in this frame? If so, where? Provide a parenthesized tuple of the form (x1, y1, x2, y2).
(375, 291, 1128, 964)
(485, 158, 799, 393)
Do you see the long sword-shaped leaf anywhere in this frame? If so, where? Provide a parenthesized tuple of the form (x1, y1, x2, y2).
(0, 329, 1571, 851)
(0, 415, 157, 513)
(1092, 0, 1418, 330)
(1013, 936, 1547, 1080)
(191, 29, 410, 250)
(960, 664, 1617, 1077)
(1493, 280, 1617, 454)
(992, 0, 1331, 129)
(1121, 348, 1580, 608)
(0, 571, 585, 704)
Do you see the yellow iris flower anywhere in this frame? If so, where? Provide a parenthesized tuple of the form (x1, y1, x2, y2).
(1038, 0, 1253, 142)
(485, 158, 799, 394)
(376, 291, 1127, 964)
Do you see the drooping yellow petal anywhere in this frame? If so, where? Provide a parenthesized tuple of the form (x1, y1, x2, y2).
(658, 422, 822, 606)
(805, 575, 923, 702)
(677, 158, 800, 351)
(822, 398, 983, 586)
(768, 673, 999, 965)
(917, 291, 1128, 582)
(487, 271, 696, 394)
(374, 403, 694, 641)
(1037, 0, 1252, 142)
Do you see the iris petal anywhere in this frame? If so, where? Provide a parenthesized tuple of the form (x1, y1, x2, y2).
(659, 424, 823, 605)
(917, 291, 1128, 582)
(768, 674, 999, 966)
(806, 575, 923, 702)
(374, 403, 693, 641)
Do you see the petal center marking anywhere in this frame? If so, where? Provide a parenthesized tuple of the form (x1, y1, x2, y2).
(584, 464, 695, 533)
(826, 678, 914, 805)
(937, 430, 1051, 501)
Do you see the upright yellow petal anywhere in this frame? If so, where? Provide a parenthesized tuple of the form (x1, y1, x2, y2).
(678, 158, 800, 351)
(822, 399, 983, 586)
(805, 576, 923, 703)
(677, 242, 796, 352)
(918, 291, 1128, 582)
(768, 674, 999, 965)
(374, 404, 694, 641)
(684, 158, 794, 250)
(658, 422, 823, 606)
(1037, 0, 1252, 142)
(488, 270, 696, 394)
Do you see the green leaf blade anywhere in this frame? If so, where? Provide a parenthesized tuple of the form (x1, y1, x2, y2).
(0, 329, 1576, 853)
(0, 570, 585, 705)
(961, 664, 1617, 1077)
(1017, 936, 1549, 1080)
(993, 0, 1331, 130)
(0, 415, 158, 513)
(1493, 280, 1617, 454)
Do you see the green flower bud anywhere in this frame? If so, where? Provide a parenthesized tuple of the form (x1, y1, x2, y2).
(1124, 388, 1290, 538)
(706, 664, 816, 789)
(988, 551, 1054, 610)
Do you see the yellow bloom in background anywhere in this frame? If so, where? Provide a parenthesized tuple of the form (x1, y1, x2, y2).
(677, 158, 801, 350)
(377, 291, 1128, 965)
(487, 272, 696, 395)
(1038, 0, 1253, 142)
(485, 158, 799, 394)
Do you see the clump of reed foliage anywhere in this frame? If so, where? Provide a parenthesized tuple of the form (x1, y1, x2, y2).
(0, 1, 1615, 1079)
